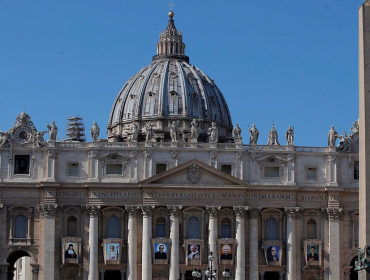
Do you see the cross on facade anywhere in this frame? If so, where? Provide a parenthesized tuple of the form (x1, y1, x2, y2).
(168, 2, 174, 11)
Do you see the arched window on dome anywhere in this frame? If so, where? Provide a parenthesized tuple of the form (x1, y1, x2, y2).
(220, 218, 231, 238)
(14, 215, 27, 238)
(145, 92, 156, 115)
(187, 216, 200, 239)
(266, 218, 278, 240)
(67, 216, 78, 237)
(307, 219, 317, 239)
(107, 216, 120, 238)
(169, 91, 178, 115)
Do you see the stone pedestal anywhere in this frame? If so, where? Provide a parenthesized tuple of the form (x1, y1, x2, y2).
(86, 205, 100, 280)
(206, 206, 220, 266)
(141, 205, 155, 280)
(327, 208, 342, 280)
(37, 204, 58, 280)
(126, 205, 140, 280)
(234, 206, 248, 280)
(168, 205, 182, 280)
(248, 207, 260, 280)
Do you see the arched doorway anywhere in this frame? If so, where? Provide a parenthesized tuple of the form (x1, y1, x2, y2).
(6, 250, 32, 280)
(350, 256, 359, 280)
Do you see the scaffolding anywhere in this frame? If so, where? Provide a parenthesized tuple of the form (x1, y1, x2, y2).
(65, 116, 86, 142)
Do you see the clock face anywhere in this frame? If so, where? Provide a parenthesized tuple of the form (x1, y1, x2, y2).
(14, 127, 32, 143)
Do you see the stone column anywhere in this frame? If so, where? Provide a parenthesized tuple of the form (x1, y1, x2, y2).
(0, 264, 9, 280)
(259, 271, 265, 280)
(206, 206, 221, 266)
(168, 205, 182, 280)
(120, 270, 126, 280)
(126, 205, 140, 280)
(180, 270, 186, 280)
(359, 4, 370, 280)
(86, 205, 100, 280)
(37, 204, 58, 280)
(279, 271, 285, 280)
(248, 207, 260, 280)
(284, 207, 300, 280)
(99, 270, 105, 280)
(30, 264, 39, 280)
(327, 208, 342, 280)
(234, 206, 248, 280)
(141, 205, 155, 280)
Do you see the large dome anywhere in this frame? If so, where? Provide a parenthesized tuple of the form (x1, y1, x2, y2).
(107, 11, 233, 142)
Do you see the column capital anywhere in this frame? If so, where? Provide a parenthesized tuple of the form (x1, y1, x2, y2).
(279, 271, 285, 275)
(248, 207, 261, 219)
(326, 207, 342, 220)
(86, 205, 100, 217)
(37, 203, 58, 217)
(99, 269, 105, 273)
(259, 271, 265, 276)
(0, 263, 9, 273)
(233, 206, 248, 218)
(167, 205, 182, 217)
(125, 205, 141, 217)
(180, 270, 186, 275)
(284, 207, 301, 220)
(206, 205, 221, 218)
(141, 205, 155, 217)
(30, 263, 39, 274)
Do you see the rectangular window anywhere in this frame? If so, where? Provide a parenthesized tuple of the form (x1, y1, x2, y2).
(306, 167, 317, 180)
(106, 164, 123, 175)
(221, 165, 232, 175)
(354, 161, 359, 180)
(14, 155, 30, 175)
(67, 163, 79, 176)
(264, 166, 279, 178)
(156, 163, 167, 175)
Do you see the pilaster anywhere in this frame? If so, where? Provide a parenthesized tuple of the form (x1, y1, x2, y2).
(248, 207, 260, 280)
(326, 207, 342, 280)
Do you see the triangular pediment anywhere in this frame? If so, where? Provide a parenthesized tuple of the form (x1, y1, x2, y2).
(140, 159, 247, 187)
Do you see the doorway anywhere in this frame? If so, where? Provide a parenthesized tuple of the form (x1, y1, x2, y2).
(104, 270, 121, 280)
(6, 250, 32, 280)
(264, 271, 280, 280)
(350, 256, 358, 280)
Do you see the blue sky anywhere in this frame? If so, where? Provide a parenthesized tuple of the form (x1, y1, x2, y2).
(0, 0, 360, 146)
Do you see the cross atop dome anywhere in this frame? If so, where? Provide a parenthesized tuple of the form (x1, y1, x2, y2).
(168, 2, 175, 18)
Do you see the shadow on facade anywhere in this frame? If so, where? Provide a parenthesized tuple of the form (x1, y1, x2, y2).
(350, 256, 359, 280)
(6, 250, 31, 280)
(103, 270, 121, 280)
(264, 272, 279, 280)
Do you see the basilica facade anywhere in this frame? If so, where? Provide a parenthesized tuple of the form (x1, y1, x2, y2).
(0, 10, 360, 280)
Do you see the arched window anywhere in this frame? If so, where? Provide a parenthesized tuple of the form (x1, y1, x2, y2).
(266, 218, 278, 240)
(221, 218, 231, 238)
(307, 219, 317, 239)
(67, 216, 77, 237)
(14, 215, 27, 238)
(156, 217, 166, 237)
(188, 216, 200, 239)
(107, 216, 120, 238)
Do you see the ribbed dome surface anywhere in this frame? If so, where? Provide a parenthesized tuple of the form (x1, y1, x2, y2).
(107, 13, 233, 142)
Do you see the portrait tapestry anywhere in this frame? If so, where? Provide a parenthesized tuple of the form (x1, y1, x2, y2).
(184, 239, 204, 266)
(263, 240, 283, 267)
(304, 240, 322, 267)
(62, 237, 81, 265)
(151, 238, 171, 265)
(103, 238, 124, 265)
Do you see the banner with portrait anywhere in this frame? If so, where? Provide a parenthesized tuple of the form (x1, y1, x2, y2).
(304, 240, 322, 267)
(217, 238, 236, 265)
(103, 238, 124, 265)
(184, 239, 204, 266)
(263, 240, 282, 267)
(151, 238, 171, 264)
(62, 237, 81, 265)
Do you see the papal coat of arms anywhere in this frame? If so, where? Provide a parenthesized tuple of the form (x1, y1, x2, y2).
(187, 163, 201, 184)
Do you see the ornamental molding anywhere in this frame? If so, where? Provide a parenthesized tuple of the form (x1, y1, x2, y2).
(233, 206, 248, 218)
(99, 152, 129, 162)
(248, 207, 261, 219)
(86, 205, 101, 217)
(37, 204, 58, 216)
(125, 205, 141, 217)
(284, 207, 301, 220)
(141, 205, 155, 217)
(257, 154, 287, 165)
(167, 205, 182, 217)
(326, 207, 342, 220)
(187, 163, 201, 184)
(206, 206, 221, 218)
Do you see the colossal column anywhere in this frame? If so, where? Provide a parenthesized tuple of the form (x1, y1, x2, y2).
(86, 205, 100, 280)
(358, 2, 370, 279)
(233, 206, 248, 280)
(284, 207, 300, 280)
(248, 207, 260, 280)
(141, 205, 155, 280)
(126, 205, 140, 280)
(327, 208, 342, 280)
(206, 206, 221, 266)
(168, 205, 182, 280)
(37, 203, 58, 280)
